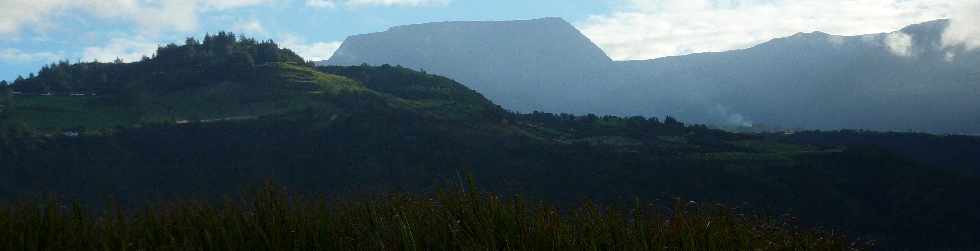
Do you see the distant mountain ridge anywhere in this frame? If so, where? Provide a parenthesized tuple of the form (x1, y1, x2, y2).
(323, 18, 980, 134)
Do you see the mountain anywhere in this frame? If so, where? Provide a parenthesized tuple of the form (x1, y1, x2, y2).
(323, 18, 980, 134)
(612, 19, 980, 133)
(325, 17, 614, 113)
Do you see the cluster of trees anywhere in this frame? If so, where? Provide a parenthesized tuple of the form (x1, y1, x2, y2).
(778, 130, 980, 176)
(8, 32, 307, 96)
(515, 112, 704, 137)
(0, 84, 11, 116)
(318, 64, 505, 122)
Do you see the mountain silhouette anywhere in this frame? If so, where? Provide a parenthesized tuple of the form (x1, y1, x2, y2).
(324, 18, 980, 133)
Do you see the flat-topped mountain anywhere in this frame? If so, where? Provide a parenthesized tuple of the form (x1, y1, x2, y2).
(325, 17, 614, 113)
(324, 18, 980, 134)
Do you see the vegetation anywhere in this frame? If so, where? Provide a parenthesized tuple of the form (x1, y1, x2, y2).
(1, 32, 978, 249)
(9, 32, 304, 95)
(0, 183, 854, 251)
(775, 130, 980, 176)
(1, 32, 341, 129)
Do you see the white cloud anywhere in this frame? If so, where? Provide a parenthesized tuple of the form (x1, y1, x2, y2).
(305, 0, 337, 8)
(345, 0, 449, 7)
(0, 0, 71, 35)
(82, 37, 159, 63)
(885, 32, 914, 57)
(0, 48, 63, 63)
(711, 104, 752, 127)
(580, 0, 965, 60)
(0, 0, 272, 36)
(306, 0, 450, 8)
(202, 0, 274, 10)
(278, 34, 342, 61)
(136, 0, 200, 34)
(942, 1, 980, 51)
(231, 19, 266, 35)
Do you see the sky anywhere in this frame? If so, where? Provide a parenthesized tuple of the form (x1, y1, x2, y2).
(1, 0, 978, 82)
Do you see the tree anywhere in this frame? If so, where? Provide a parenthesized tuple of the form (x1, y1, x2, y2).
(256, 41, 281, 64)
(228, 51, 256, 79)
(185, 37, 200, 46)
(0, 83, 12, 115)
(279, 48, 305, 64)
(206, 32, 236, 57)
(47, 63, 71, 92)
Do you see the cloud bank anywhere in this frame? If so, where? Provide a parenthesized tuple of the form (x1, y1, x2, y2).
(279, 34, 343, 61)
(885, 32, 914, 58)
(0, 49, 63, 63)
(942, 1, 980, 52)
(77, 32, 344, 64)
(306, 0, 450, 8)
(82, 37, 160, 63)
(0, 0, 273, 36)
(231, 19, 267, 35)
(579, 0, 974, 60)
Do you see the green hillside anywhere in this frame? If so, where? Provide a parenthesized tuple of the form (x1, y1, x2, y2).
(0, 32, 503, 132)
(4, 64, 362, 129)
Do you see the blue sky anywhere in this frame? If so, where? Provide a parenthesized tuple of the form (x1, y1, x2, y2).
(0, 0, 615, 81)
(1, 0, 977, 82)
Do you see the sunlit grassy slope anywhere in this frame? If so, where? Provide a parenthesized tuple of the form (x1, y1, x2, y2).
(4, 63, 372, 129)
(3, 62, 508, 132)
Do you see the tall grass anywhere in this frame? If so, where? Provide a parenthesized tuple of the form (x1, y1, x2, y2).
(0, 183, 856, 250)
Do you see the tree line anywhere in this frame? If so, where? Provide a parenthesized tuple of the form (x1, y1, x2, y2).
(7, 32, 307, 95)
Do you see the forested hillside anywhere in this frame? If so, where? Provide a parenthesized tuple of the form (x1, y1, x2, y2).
(1, 33, 979, 249)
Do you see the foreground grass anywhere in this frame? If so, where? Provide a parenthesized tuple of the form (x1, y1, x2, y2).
(0, 184, 855, 251)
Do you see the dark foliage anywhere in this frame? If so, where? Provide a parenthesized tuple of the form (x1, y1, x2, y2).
(776, 130, 980, 176)
(8, 32, 304, 97)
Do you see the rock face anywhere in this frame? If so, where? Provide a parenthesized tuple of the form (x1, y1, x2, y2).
(324, 18, 980, 134)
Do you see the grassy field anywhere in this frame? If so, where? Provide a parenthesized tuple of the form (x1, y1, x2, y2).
(0, 183, 855, 251)
(6, 96, 140, 130)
